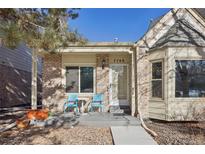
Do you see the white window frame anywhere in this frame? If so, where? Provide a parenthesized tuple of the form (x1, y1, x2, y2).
(151, 60, 164, 99)
(64, 64, 96, 95)
(175, 59, 205, 98)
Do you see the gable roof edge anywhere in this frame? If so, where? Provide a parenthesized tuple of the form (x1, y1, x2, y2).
(187, 9, 205, 29)
(134, 8, 180, 47)
(135, 8, 205, 49)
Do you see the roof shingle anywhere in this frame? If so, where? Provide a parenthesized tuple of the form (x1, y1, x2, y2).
(151, 19, 205, 49)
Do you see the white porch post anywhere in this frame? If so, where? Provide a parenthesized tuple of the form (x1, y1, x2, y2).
(131, 47, 137, 116)
(31, 50, 37, 109)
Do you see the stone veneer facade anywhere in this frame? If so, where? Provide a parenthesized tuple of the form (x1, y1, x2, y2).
(96, 54, 110, 111)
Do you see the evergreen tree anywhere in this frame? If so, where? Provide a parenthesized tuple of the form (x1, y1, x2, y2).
(0, 8, 86, 109)
(0, 8, 86, 50)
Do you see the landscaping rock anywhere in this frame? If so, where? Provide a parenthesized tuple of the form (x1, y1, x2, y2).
(29, 120, 36, 126)
(30, 120, 46, 127)
(35, 121, 46, 127)
(45, 118, 56, 127)
(55, 119, 64, 128)
(63, 122, 72, 129)
(0, 119, 15, 125)
(63, 120, 79, 129)
(60, 113, 74, 119)
(60, 113, 75, 122)
(72, 120, 79, 126)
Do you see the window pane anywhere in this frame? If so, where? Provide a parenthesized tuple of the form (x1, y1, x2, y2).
(152, 80, 162, 98)
(80, 67, 94, 93)
(66, 67, 79, 93)
(152, 61, 163, 98)
(152, 62, 162, 79)
(175, 60, 205, 97)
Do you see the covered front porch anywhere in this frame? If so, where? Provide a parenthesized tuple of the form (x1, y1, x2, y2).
(61, 43, 135, 115)
(42, 42, 136, 115)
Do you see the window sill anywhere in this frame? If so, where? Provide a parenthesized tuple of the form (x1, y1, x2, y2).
(149, 98, 164, 102)
(174, 97, 205, 100)
(65, 93, 95, 96)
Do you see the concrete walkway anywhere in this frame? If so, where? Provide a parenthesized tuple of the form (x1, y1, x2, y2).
(78, 112, 157, 145)
(111, 126, 157, 145)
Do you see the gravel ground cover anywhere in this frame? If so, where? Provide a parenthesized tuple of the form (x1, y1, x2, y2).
(0, 111, 113, 145)
(145, 120, 205, 145)
(0, 126, 113, 145)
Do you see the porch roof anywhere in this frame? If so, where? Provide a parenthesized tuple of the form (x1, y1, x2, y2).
(38, 42, 134, 55)
(59, 42, 134, 53)
(67, 42, 134, 47)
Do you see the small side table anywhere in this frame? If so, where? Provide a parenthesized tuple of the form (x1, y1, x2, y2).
(78, 97, 90, 114)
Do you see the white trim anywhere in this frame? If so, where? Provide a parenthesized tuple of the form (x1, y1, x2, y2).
(150, 60, 164, 100)
(187, 9, 205, 30)
(63, 63, 96, 65)
(78, 67, 80, 93)
(60, 47, 132, 53)
(174, 59, 205, 99)
(135, 8, 179, 47)
(63, 64, 96, 95)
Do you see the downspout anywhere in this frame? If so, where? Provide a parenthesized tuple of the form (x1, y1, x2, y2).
(135, 45, 158, 137)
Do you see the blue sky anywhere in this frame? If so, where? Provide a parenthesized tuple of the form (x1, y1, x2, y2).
(69, 8, 170, 42)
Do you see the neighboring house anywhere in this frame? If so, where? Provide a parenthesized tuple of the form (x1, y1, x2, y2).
(0, 42, 42, 108)
(41, 8, 205, 121)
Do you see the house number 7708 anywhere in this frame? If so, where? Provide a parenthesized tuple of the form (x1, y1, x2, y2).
(114, 58, 125, 63)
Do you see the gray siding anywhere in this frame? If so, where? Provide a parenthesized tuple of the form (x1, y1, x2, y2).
(0, 42, 42, 74)
(0, 42, 42, 107)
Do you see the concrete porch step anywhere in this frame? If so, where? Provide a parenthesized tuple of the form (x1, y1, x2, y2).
(120, 105, 131, 115)
(110, 105, 131, 115)
(78, 113, 141, 127)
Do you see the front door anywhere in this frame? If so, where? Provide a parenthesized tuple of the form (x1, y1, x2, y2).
(109, 64, 129, 106)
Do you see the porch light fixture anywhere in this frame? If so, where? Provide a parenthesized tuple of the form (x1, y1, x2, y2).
(102, 59, 106, 69)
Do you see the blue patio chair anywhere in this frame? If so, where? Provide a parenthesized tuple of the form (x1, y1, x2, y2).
(90, 94, 104, 112)
(64, 94, 79, 113)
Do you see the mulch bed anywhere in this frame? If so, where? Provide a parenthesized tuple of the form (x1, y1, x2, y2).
(145, 120, 205, 145)
(0, 126, 113, 145)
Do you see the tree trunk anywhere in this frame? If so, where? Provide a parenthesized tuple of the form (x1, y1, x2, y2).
(31, 50, 37, 109)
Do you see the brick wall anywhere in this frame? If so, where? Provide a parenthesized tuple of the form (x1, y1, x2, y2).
(0, 64, 42, 108)
(42, 53, 65, 112)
